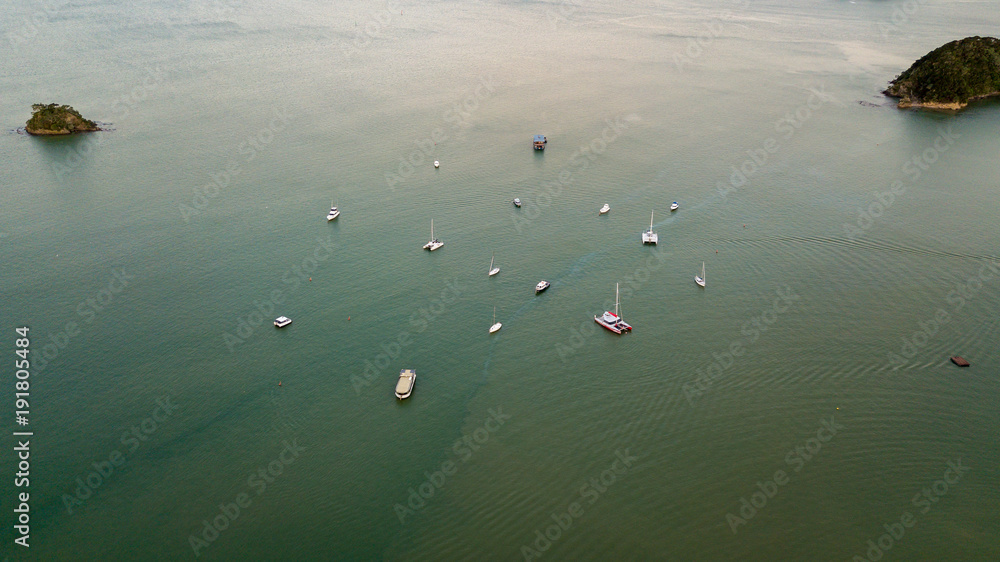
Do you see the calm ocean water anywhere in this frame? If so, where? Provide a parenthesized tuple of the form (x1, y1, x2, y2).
(1, 0, 998, 560)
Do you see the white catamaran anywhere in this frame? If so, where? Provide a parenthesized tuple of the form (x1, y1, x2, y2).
(641, 210, 658, 244)
(423, 219, 443, 251)
(595, 282, 632, 334)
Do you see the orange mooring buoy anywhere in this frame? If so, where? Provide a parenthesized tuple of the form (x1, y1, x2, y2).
(278, 381, 282, 386)
(348, 316, 351, 321)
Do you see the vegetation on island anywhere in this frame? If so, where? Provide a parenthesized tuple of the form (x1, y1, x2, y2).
(25, 103, 100, 135)
(885, 36, 1000, 109)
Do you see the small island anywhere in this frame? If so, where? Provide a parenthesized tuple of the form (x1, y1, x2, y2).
(25, 103, 100, 135)
(885, 36, 1000, 110)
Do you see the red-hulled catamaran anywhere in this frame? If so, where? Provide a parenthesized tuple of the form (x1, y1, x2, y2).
(594, 282, 632, 334)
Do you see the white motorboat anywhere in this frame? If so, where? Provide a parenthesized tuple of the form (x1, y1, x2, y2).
(326, 200, 340, 221)
(434, 160, 440, 168)
(274, 316, 292, 328)
(695, 262, 706, 287)
(535, 280, 550, 294)
(489, 306, 502, 334)
(594, 283, 632, 334)
(488, 252, 500, 276)
(642, 210, 658, 244)
(423, 219, 443, 251)
(599, 203, 610, 215)
(670, 202, 679, 211)
(395, 369, 416, 399)
(513, 198, 522, 208)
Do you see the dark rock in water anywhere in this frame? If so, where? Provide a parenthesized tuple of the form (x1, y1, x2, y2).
(25, 103, 101, 135)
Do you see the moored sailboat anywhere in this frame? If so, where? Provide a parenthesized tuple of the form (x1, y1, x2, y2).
(641, 210, 658, 244)
(595, 283, 632, 334)
(489, 306, 502, 333)
(423, 219, 443, 251)
(489, 252, 499, 276)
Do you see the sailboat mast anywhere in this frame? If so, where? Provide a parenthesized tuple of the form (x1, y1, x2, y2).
(615, 283, 620, 316)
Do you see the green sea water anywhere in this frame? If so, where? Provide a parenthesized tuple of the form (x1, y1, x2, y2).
(1, 0, 998, 560)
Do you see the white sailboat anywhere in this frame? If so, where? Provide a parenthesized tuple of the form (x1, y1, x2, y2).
(594, 282, 632, 334)
(488, 252, 499, 276)
(641, 210, 658, 244)
(326, 200, 340, 221)
(423, 219, 443, 251)
(695, 262, 706, 287)
(489, 306, 502, 333)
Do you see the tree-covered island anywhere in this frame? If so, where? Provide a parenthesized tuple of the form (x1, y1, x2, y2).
(25, 103, 101, 135)
(885, 36, 1000, 110)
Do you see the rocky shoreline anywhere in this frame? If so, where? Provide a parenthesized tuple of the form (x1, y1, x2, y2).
(892, 91, 1000, 110)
